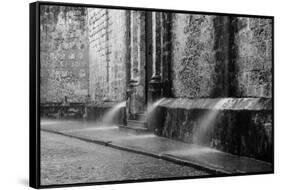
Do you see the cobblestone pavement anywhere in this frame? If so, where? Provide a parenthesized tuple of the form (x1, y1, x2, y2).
(41, 131, 210, 186)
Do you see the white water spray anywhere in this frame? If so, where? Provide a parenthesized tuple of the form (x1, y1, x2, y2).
(146, 98, 165, 120)
(193, 99, 228, 144)
(102, 101, 126, 125)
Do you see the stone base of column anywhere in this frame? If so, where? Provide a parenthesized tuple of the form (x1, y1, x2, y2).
(148, 75, 162, 104)
(126, 79, 138, 120)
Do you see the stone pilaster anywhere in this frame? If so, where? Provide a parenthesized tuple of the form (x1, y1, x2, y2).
(127, 11, 147, 118)
(213, 16, 231, 97)
(148, 12, 163, 103)
(161, 12, 172, 98)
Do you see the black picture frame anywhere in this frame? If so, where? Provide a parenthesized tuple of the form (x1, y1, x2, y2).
(30, 1, 274, 189)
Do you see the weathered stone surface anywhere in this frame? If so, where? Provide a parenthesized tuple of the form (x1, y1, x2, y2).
(149, 98, 272, 162)
(127, 11, 147, 115)
(40, 101, 126, 125)
(171, 14, 220, 98)
(40, 9, 272, 102)
(40, 6, 89, 103)
(87, 9, 128, 102)
(232, 17, 272, 97)
(40, 103, 85, 119)
(171, 15, 272, 99)
(158, 97, 272, 110)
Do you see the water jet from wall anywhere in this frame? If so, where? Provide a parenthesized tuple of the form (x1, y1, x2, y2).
(102, 101, 126, 125)
(146, 98, 165, 121)
(192, 99, 228, 145)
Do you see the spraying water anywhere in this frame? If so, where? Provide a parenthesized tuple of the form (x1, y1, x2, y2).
(193, 99, 228, 144)
(102, 101, 126, 125)
(146, 98, 165, 120)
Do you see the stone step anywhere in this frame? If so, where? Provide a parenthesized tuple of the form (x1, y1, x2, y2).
(119, 124, 149, 133)
(127, 119, 146, 128)
(135, 113, 147, 121)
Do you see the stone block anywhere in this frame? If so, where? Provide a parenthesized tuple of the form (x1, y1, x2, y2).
(149, 97, 272, 162)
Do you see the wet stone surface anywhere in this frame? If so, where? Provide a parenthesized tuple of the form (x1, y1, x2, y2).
(41, 131, 210, 185)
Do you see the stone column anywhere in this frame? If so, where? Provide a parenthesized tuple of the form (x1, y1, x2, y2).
(127, 11, 138, 119)
(127, 11, 147, 118)
(130, 11, 140, 83)
(228, 16, 237, 97)
(161, 12, 172, 98)
(152, 12, 162, 78)
(125, 10, 131, 89)
(125, 10, 132, 122)
(213, 16, 231, 97)
(223, 16, 231, 97)
(148, 12, 162, 103)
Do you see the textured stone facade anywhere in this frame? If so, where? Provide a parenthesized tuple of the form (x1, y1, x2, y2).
(171, 14, 218, 98)
(231, 17, 272, 97)
(40, 7, 128, 103)
(41, 9, 273, 103)
(40, 6, 89, 103)
(88, 9, 128, 102)
(171, 15, 272, 99)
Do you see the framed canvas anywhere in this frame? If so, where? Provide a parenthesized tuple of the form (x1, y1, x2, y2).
(29, 1, 274, 188)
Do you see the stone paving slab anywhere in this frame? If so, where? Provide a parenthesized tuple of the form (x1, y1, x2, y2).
(110, 137, 273, 174)
(41, 119, 152, 143)
(41, 119, 273, 175)
(66, 129, 149, 143)
(162, 150, 273, 174)
(111, 136, 200, 156)
(41, 119, 100, 131)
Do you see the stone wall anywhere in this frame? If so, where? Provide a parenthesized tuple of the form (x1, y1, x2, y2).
(40, 9, 273, 102)
(170, 14, 272, 99)
(87, 8, 128, 102)
(231, 17, 272, 97)
(148, 15, 273, 161)
(148, 98, 272, 162)
(40, 6, 89, 103)
(171, 14, 226, 98)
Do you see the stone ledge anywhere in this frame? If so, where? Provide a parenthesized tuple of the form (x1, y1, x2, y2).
(86, 101, 124, 108)
(149, 97, 273, 162)
(158, 97, 272, 111)
(40, 101, 126, 124)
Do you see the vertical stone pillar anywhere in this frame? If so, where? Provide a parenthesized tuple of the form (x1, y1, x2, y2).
(213, 16, 231, 97)
(148, 12, 163, 104)
(125, 10, 131, 89)
(222, 16, 231, 97)
(130, 11, 139, 83)
(127, 11, 138, 119)
(152, 12, 162, 77)
(161, 12, 173, 98)
(228, 17, 238, 97)
(127, 11, 147, 118)
(125, 10, 131, 122)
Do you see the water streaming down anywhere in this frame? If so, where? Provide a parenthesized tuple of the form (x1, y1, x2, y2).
(192, 99, 229, 144)
(146, 98, 165, 120)
(102, 101, 126, 125)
